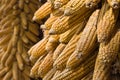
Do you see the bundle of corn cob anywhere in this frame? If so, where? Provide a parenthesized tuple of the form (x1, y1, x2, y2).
(29, 0, 120, 80)
(0, 0, 42, 80)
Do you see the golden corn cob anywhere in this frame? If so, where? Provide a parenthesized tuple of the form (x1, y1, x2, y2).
(53, 33, 81, 70)
(33, 2, 52, 21)
(93, 29, 120, 80)
(107, 0, 120, 9)
(85, 0, 101, 8)
(49, 9, 93, 34)
(52, 51, 97, 80)
(29, 36, 49, 62)
(38, 51, 54, 78)
(54, 0, 69, 9)
(53, 43, 66, 61)
(44, 14, 59, 30)
(81, 72, 93, 80)
(64, 0, 89, 16)
(97, 1, 119, 42)
(66, 10, 100, 69)
(30, 55, 45, 78)
(59, 21, 84, 43)
(43, 68, 57, 80)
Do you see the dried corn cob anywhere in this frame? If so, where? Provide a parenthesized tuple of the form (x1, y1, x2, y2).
(53, 43, 66, 61)
(52, 51, 97, 80)
(53, 32, 81, 70)
(107, 0, 120, 9)
(30, 55, 45, 78)
(93, 29, 120, 80)
(12, 62, 18, 80)
(3, 70, 12, 80)
(59, 21, 85, 43)
(97, 1, 119, 42)
(66, 10, 100, 69)
(33, 2, 52, 21)
(85, 0, 101, 8)
(54, 0, 69, 9)
(49, 9, 93, 34)
(29, 36, 49, 62)
(43, 68, 57, 80)
(38, 51, 54, 78)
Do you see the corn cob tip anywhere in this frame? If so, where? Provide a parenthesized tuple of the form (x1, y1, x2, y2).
(54, 2, 62, 9)
(29, 56, 37, 63)
(64, 7, 73, 16)
(41, 25, 46, 29)
(49, 29, 56, 35)
(32, 16, 37, 21)
(111, 2, 119, 9)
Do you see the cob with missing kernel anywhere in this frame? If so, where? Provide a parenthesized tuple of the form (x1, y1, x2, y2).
(66, 10, 100, 69)
(93, 28, 120, 80)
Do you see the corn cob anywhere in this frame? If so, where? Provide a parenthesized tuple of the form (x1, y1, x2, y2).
(85, 0, 101, 8)
(29, 36, 49, 62)
(54, 0, 69, 9)
(97, 1, 119, 42)
(93, 29, 120, 80)
(33, 2, 52, 21)
(43, 68, 57, 80)
(52, 70, 62, 78)
(59, 21, 84, 43)
(107, 0, 120, 9)
(64, 0, 89, 16)
(52, 51, 97, 80)
(53, 32, 81, 70)
(49, 9, 93, 34)
(81, 72, 93, 80)
(66, 10, 100, 69)
(44, 14, 59, 30)
(53, 43, 66, 61)
(38, 51, 54, 78)
(30, 55, 45, 78)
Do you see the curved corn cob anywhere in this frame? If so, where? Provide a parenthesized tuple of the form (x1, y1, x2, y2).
(93, 29, 120, 80)
(66, 10, 99, 69)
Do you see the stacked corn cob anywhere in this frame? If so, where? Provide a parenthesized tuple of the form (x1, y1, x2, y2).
(29, 0, 120, 80)
(0, 0, 42, 80)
